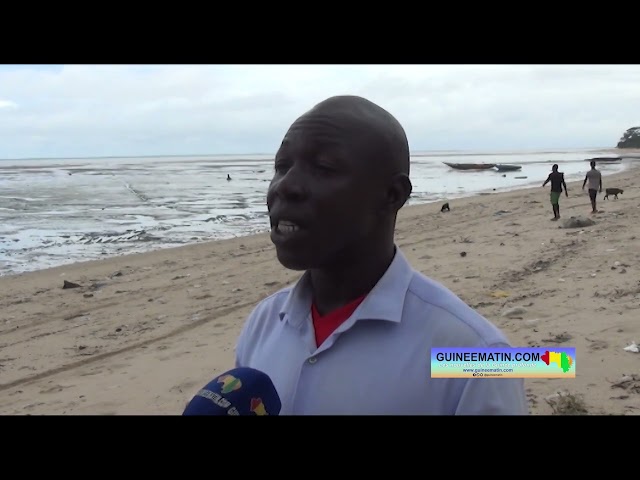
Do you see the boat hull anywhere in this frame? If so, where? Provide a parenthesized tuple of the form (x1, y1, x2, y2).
(443, 162, 496, 170)
(586, 157, 621, 163)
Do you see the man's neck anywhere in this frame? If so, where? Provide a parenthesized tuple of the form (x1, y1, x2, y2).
(309, 242, 396, 316)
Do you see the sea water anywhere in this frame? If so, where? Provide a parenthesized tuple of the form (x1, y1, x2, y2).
(0, 148, 629, 276)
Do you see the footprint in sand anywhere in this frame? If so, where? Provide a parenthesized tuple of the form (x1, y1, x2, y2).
(170, 379, 199, 394)
(39, 384, 76, 394)
(587, 339, 609, 351)
(158, 350, 191, 361)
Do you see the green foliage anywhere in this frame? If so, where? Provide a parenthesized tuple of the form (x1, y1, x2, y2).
(617, 126, 640, 148)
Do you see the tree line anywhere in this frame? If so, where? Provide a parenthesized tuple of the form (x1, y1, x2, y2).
(617, 127, 640, 148)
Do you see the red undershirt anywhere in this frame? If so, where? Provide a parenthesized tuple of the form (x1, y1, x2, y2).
(311, 294, 367, 348)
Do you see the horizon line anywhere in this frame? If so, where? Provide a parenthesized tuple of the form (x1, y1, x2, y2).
(0, 145, 618, 162)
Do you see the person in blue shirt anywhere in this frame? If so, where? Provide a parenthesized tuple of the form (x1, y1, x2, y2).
(235, 95, 529, 415)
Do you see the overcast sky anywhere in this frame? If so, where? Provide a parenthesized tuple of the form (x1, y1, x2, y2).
(0, 64, 638, 159)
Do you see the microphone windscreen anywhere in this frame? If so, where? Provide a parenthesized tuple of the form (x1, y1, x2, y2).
(182, 367, 281, 416)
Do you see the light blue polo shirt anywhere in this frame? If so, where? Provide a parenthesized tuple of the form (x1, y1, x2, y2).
(235, 247, 529, 415)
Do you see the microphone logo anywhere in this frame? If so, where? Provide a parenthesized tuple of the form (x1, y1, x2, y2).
(217, 374, 242, 394)
(250, 398, 268, 415)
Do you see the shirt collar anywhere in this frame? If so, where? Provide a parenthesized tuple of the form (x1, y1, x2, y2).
(278, 246, 414, 328)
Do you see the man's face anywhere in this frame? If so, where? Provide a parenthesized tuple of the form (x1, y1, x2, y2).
(266, 115, 382, 271)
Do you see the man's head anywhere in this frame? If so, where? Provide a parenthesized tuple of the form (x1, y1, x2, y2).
(266, 95, 412, 271)
(591, 160, 596, 168)
(552, 164, 558, 172)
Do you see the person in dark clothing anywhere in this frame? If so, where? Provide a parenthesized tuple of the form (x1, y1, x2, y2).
(542, 164, 568, 220)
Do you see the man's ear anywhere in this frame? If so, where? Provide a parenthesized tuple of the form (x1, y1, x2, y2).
(384, 173, 412, 212)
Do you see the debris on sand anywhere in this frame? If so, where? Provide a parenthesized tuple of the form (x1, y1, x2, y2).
(502, 306, 527, 318)
(545, 391, 588, 415)
(490, 290, 510, 298)
(623, 342, 640, 353)
(542, 332, 573, 344)
(609, 375, 640, 394)
(560, 216, 595, 229)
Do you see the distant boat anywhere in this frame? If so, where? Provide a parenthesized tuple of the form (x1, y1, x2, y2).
(443, 162, 496, 171)
(495, 164, 522, 172)
(586, 156, 621, 163)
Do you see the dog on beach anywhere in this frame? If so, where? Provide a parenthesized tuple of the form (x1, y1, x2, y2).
(441, 202, 450, 212)
(603, 188, 623, 200)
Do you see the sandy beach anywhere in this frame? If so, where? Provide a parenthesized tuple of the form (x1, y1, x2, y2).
(2, 153, 640, 415)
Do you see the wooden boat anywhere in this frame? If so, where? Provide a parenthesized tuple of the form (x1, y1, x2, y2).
(495, 164, 522, 172)
(443, 162, 496, 170)
(585, 156, 621, 163)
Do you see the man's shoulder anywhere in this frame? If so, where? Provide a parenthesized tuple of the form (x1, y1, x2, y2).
(236, 285, 293, 344)
(405, 269, 511, 347)
(241, 266, 512, 348)
(250, 286, 292, 316)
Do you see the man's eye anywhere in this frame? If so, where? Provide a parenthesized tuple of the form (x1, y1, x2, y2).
(316, 163, 337, 173)
(274, 162, 290, 173)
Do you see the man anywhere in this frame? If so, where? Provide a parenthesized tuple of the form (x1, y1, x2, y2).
(234, 95, 528, 415)
(582, 160, 602, 213)
(542, 164, 568, 221)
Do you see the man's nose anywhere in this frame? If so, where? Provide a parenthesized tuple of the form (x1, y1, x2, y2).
(271, 168, 307, 202)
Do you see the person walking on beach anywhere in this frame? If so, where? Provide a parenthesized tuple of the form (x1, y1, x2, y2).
(234, 95, 528, 415)
(542, 164, 568, 221)
(582, 160, 602, 214)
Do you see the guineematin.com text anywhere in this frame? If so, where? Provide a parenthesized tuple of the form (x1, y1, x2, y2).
(439, 362, 538, 369)
(435, 351, 541, 363)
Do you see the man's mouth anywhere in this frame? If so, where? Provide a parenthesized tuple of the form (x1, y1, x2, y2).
(275, 220, 301, 234)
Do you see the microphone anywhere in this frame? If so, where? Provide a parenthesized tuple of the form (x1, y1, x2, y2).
(182, 367, 281, 416)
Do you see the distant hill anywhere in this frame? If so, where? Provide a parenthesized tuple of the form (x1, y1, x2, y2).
(617, 127, 640, 148)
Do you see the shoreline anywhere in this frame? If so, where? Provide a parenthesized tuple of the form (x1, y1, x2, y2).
(2, 148, 638, 279)
(1, 154, 640, 414)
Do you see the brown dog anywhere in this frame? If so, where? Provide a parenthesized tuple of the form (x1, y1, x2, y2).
(604, 188, 624, 200)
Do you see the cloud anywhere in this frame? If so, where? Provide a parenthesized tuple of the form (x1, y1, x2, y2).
(0, 64, 638, 158)
(0, 99, 18, 109)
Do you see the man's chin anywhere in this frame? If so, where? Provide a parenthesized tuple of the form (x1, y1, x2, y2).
(275, 248, 313, 271)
